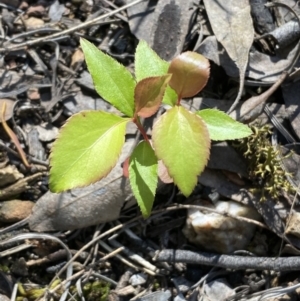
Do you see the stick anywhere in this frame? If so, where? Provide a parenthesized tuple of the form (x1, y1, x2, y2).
(153, 249, 300, 271)
(0, 0, 145, 53)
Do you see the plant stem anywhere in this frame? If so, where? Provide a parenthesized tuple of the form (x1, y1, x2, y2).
(134, 117, 150, 143)
(176, 95, 182, 106)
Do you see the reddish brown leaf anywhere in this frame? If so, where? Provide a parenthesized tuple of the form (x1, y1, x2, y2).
(168, 51, 210, 98)
(134, 75, 171, 118)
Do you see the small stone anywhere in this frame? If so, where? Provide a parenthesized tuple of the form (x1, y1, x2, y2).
(27, 88, 40, 101)
(172, 277, 192, 293)
(182, 200, 261, 253)
(116, 285, 136, 296)
(24, 17, 44, 29)
(0, 200, 34, 223)
(285, 212, 300, 238)
(204, 278, 235, 301)
(10, 258, 28, 277)
(129, 273, 148, 286)
(0, 165, 23, 187)
(49, 0, 65, 21)
(174, 294, 185, 301)
(37, 123, 59, 142)
(0, 295, 10, 301)
(135, 290, 171, 301)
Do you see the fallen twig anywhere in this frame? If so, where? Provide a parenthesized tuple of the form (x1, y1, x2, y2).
(229, 72, 288, 122)
(0, 172, 44, 200)
(153, 249, 300, 271)
(0, 0, 145, 53)
(0, 233, 73, 301)
(1, 102, 30, 168)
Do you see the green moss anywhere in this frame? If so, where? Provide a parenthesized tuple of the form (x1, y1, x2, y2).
(83, 281, 110, 301)
(0, 264, 10, 273)
(236, 125, 295, 200)
(153, 279, 160, 290)
(17, 280, 63, 301)
(17, 278, 110, 300)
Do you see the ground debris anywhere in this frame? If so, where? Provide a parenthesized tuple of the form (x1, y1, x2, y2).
(1, 0, 300, 300)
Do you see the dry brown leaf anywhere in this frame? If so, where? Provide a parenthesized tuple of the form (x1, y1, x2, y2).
(126, 0, 155, 44)
(28, 139, 135, 231)
(127, 0, 197, 60)
(158, 160, 173, 184)
(71, 49, 85, 69)
(282, 83, 300, 140)
(197, 36, 296, 82)
(0, 99, 15, 121)
(203, 0, 254, 110)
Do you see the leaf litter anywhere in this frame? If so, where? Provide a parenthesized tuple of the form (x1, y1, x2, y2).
(1, 0, 300, 300)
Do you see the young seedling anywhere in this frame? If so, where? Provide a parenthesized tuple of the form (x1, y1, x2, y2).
(49, 39, 252, 217)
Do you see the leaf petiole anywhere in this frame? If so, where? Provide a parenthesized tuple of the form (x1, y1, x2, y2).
(133, 117, 150, 144)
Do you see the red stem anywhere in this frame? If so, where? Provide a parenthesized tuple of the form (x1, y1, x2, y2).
(176, 94, 182, 106)
(133, 117, 150, 143)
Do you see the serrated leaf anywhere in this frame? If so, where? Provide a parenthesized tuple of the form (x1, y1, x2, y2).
(49, 111, 129, 192)
(129, 141, 158, 218)
(80, 38, 135, 117)
(135, 40, 178, 106)
(197, 109, 252, 140)
(135, 40, 169, 81)
(168, 51, 210, 98)
(152, 106, 210, 196)
(134, 75, 171, 118)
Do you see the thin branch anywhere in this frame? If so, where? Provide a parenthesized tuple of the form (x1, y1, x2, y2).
(229, 72, 288, 121)
(153, 249, 300, 271)
(0, 0, 145, 53)
(1, 102, 30, 168)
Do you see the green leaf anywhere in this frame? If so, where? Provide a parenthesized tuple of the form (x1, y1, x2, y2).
(49, 111, 129, 192)
(197, 109, 253, 140)
(152, 106, 210, 196)
(80, 38, 136, 117)
(163, 86, 178, 107)
(129, 141, 158, 218)
(135, 40, 169, 81)
(168, 51, 210, 98)
(135, 40, 178, 106)
(134, 75, 171, 118)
